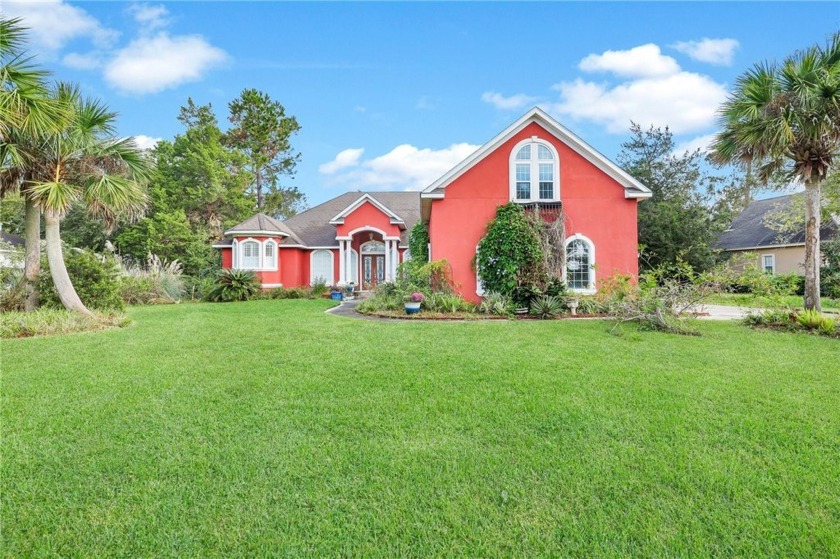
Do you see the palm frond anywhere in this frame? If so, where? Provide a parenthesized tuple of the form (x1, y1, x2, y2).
(28, 179, 80, 215)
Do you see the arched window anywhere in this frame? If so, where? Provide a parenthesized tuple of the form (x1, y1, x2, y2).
(264, 240, 277, 270)
(565, 234, 595, 292)
(510, 138, 559, 202)
(360, 240, 385, 253)
(241, 240, 260, 269)
(311, 250, 334, 285)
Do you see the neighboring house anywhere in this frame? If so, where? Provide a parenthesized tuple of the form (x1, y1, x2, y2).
(215, 108, 652, 301)
(717, 193, 839, 274)
(0, 231, 25, 270)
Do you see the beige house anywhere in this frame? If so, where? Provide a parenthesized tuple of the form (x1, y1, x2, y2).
(718, 194, 838, 275)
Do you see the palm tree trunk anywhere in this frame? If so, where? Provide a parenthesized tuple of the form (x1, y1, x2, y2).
(23, 198, 41, 311)
(803, 183, 821, 311)
(44, 211, 91, 315)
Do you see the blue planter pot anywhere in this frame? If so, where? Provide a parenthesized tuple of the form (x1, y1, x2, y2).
(404, 301, 421, 314)
(330, 291, 343, 301)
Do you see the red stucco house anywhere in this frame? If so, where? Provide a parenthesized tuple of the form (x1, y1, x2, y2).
(214, 108, 651, 301)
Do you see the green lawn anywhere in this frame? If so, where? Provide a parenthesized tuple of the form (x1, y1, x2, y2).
(3, 300, 839, 557)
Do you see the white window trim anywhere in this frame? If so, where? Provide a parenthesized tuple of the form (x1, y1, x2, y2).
(509, 137, 560, 203)
(564, 233, 596, 294)
(310, 249, 335, 285)
(349, 248, 359, 284)
(475, 245, 485, 296)
(232, 237, 279, 271)
(761, 253, 776, 274)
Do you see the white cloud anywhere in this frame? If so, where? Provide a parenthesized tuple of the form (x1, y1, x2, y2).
(133, 135, 162, 150)
(579, 44, 680, 78)
(3, 0, 119, 52)
(549, 71, 727, 134)
(104, 33, 229, 94)
(481, 91, 538, 111)
(672, 38, 739, 66)
(319, 148, 364, 174)
(323, 143, 480, 191)
(62, 51, 103, 70)
(128, 3, 171, 32)
(673, 133, 717, 156)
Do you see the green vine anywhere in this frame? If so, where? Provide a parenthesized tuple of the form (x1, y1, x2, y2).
(408, 221, 429, 265)
(476, 203, 546, 297)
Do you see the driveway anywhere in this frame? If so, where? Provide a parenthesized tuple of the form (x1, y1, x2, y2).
(695, 304, 756, 320)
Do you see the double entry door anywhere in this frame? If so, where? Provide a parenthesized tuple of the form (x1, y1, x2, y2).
(362, 254, 385, 287)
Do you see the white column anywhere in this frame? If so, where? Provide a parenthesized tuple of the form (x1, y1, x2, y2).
(391, 242, 398, 279)
(384, 240, 392, 282)
(338, 240, 346, 285)
(345, 241, 353, 284)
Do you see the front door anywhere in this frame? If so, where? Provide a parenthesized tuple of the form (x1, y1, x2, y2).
(363, 255, 385, 288)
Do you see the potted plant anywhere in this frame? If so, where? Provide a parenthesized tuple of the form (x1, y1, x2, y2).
(343, 282, 355, 301)
(403, 292, 425, 314)
(330, 284, 343, 301)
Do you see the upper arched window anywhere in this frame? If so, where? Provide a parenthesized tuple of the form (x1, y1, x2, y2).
(565, 234, 595, 292)
(510, 138, 559, 202)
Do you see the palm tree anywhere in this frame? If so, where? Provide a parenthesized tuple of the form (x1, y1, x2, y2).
(1, 17, 71, 311)
(24, 84, 151, 314)
(711, 32, 840, 311)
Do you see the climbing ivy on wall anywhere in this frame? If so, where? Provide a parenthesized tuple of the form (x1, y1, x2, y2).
(476, 203, 546, 296)
(408, 221, 429, 265)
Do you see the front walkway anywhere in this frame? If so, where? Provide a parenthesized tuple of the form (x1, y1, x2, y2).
(325, 298, 392, 321)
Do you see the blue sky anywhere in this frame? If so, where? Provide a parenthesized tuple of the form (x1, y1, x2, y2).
(5, 1, 840, 205)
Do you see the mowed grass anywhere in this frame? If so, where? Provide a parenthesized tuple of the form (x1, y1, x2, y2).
(3, 300, 839, 557)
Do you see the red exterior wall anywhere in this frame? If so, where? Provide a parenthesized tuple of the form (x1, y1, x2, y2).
(221, 247, 232, 268)
(279, 248, 309, 287)
(336, 201, 402, 238)
(428, 121, 640, 302)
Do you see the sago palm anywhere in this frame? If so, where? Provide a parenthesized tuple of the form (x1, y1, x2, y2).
(1, 16, 71, 311)
(24, 84, 151, 314)
(711, 32, 840, 311)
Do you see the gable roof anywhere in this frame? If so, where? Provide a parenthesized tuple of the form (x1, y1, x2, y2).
(421, 107, 651, 199)
(328, 193, 406, 227)
(717, 193, 838, 251)
(284, 191, 419, 246)
(223, 192, 421, 248)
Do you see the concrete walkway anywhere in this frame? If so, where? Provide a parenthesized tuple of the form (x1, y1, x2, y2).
(325, 298, 392, 321)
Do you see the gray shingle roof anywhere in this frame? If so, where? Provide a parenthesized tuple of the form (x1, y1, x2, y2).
(717, 193, 838, 250)
(284, 191, 420, 246)
(1, 231, 25, 247)
(226, 191, 421, 248)
(225, 213, 302, 243)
